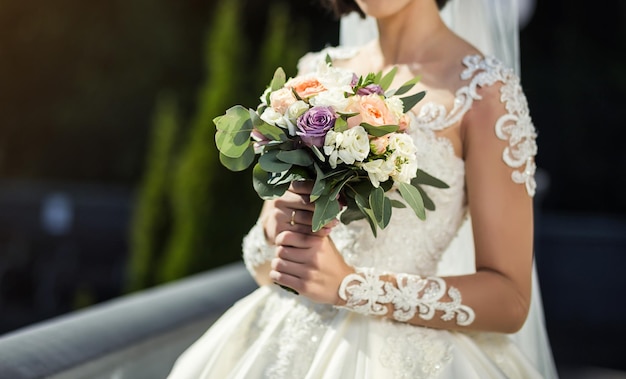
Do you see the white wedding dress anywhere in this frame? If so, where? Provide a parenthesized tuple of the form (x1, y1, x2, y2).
(167, 46, 559, 378)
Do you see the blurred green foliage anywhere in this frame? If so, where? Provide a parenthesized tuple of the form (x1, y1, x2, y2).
(127, 0, 309, 290)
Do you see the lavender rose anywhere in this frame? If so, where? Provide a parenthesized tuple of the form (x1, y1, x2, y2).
(356, 84, 384, 96)
(296, 106, 337, 147)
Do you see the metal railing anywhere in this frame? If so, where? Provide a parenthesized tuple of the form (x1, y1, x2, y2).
(0, 262, 256, 379)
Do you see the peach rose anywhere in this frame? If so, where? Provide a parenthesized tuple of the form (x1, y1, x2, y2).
(270, 88, 297, 114)
(286, 76, 326, 99)
(398, 113, 411, 132)
(349, 95, 398, 126)
(370, 136, 389, 155)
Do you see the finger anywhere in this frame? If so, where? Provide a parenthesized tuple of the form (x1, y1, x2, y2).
(275, 245, 310, 264)
(270, 257, 309, 278)
(269, 269, 304, 294)
(275, 231, 321, 250)
(289, 180, 314, 195)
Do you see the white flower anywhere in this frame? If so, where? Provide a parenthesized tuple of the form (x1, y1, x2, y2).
(259, 87, 271, 106)
(309, 89, 351, 112)
(323, 126, 370, 169)
(388, 133, 417, 158)
(260, 107, 288, 129)
(286, 100, 309, 122)
(391, 153, 418, 184)
(359, 159, 394, 188)
(387, 133, 418, 183)
(385, 96, 404, 120)
(316, 62, 354, 94)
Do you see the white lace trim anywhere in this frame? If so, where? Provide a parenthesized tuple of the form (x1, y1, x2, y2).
(337, 268, 475, 326)
(463, 55, 538, 196)
(242, 221, 275, 276)
(415, 55, 538, 196)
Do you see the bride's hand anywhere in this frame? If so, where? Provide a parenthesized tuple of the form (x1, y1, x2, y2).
(263, 181, 338, 244)
(270, 230, 354, 305)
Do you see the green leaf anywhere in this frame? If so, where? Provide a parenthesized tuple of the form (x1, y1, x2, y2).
(214, 106, 253, 158)
(391, 199, 407, 208)
(252, 163, 289, 199)
(417, 185, 436, 211)
(250, 110, 287, 142)
(312, 194, 341, 232)
(325, 53, 333, 65)
(276, 149, 313, 166)
(310, 145, 325, 162)
(400, 91, 426, 112)
(268, 166, 310, 186)
(397, 182, 426, 220)
(361, 123, 399, 137)
(259, 150, 292, 173)
(310, 163, 326, 202)
(369, 187, 392, 228)
(411, 169, 449, 188)
(334, 117, 348, 133)
(340, 196, 367, 224)
(218, 146, 255, 172)
(393, 75, 422, 96)
(270, 67, 286, 91)
(214, 105, 250, 132)
(215, 130, 251, 158)
(354, 193, 377, 237)
(379, 66, 398, 91)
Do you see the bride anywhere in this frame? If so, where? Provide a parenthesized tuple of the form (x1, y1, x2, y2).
(168, 0, 558, 377)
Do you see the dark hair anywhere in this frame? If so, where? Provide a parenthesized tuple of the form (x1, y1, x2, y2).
(322, 0, 450, 19)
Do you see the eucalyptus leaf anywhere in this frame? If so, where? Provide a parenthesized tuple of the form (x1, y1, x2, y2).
(215, 130, 251, 158)
(268, 166, 310, 186)
(270, 67, 286, 91)
(397, 182, 426, 220)
(361, 123, 399, 137)
(219, 146, 255, 172)
(276, 149, 314, 166)
(310, 163, 326, 202)
(369, 186, 385, 224)
(417, 185, 436, 211)
(379, 66, 398, 91)
(310, 145, 326, 162)
(259, 150, 292, 173)
(412, 169, 450, 188)
(354, 193, 377, 237)
(400, 91, 426, 112)
(391, 199, 407, 208)
(340, 204, 367, 224)
(250, 111, 287, 142)
(252, 163, 289, 199)
(312, 194, 341, 232)
(214, 105, 251, 132)
(393, 75, 422, 96)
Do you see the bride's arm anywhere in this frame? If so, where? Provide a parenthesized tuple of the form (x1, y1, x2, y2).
(270, 79, 538, 334)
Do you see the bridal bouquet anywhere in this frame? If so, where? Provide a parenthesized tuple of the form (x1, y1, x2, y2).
(215, 58, 447, 236)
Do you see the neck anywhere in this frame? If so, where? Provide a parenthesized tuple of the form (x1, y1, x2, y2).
(374, 1, 449, 66)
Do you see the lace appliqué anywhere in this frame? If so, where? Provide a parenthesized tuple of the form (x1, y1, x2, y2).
(337, 268, 475, 326)
(462, 55, 538, 196)
(242, 221, 275, 276)
(416, 55, 537, 196)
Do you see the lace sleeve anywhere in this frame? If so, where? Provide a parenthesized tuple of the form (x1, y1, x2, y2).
(337, 268, 475, 326)
(242, 220, 276, 277)
(461, 55, 538, 196)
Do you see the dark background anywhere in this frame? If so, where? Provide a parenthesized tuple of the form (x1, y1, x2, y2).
(0, 0, 625, 374)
